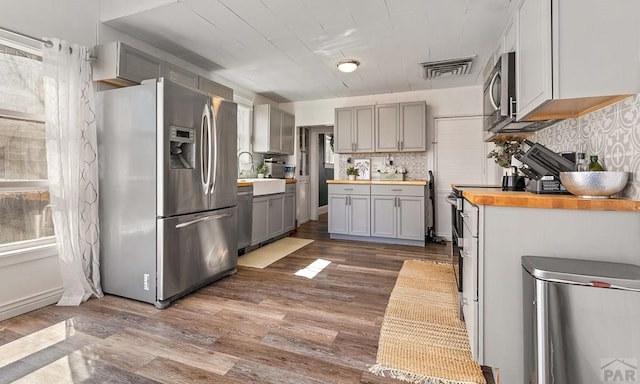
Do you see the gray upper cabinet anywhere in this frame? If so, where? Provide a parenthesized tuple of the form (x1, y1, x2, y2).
(516, 0, 640, 121)
(254, 104, 295, 154)
(197, 77, 233, 100)
(94, 41, 162, 86)
(334, 106, 374, 153)
(375, 102, 426, 152)
(162, 62, 198, 89)
(281, 112, 295, 155)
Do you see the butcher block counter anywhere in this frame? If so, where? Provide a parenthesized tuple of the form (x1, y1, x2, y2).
(327, 179, 427, 185)
(462, 189, 640, 212)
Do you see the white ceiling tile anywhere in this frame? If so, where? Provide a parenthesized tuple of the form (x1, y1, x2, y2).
(100, 0, 515, 101)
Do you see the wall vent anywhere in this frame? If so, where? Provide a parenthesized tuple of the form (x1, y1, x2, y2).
(420, 56, 475, 79)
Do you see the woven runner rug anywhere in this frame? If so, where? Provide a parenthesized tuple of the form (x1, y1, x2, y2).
(369, 260, 486, 384)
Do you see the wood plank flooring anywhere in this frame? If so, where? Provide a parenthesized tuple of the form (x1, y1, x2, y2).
(0, 215, 492, 384)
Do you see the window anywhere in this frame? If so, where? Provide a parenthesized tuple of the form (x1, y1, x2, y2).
(0, 39, 53, 249)
(324, 134, 335, 167)
(236, 102, 254, 176)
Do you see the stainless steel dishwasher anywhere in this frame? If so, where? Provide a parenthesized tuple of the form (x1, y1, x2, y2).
(522, 256, 640, 384)
(237, 186, 253, 252)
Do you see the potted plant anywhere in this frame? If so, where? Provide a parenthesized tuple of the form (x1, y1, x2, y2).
(487, 138, 523, 168)
(257, 164, 267, 178)
(380, 166, 407, 181)
(346, 166, 359, 181)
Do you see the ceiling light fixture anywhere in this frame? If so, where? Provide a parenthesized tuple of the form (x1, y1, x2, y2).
(337, 59, 360, 73)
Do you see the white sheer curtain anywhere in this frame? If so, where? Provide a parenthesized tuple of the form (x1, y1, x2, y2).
(43, 39, 103, 305)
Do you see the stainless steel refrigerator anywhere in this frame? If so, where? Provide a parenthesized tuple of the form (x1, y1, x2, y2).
(97, 78, 238, 308)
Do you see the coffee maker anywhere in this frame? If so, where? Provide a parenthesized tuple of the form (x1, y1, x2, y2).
(513, 140, 576, 194)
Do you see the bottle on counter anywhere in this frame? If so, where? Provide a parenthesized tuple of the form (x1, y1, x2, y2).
(588, 155, 604, 171)
(575, 152, 588, 172)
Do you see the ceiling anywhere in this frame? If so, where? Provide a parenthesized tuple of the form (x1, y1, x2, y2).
(101, 0, 514, 102)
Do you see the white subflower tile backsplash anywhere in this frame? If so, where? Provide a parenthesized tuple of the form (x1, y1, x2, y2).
(533, 94, 640, 199)
(338, 152, 427, 180)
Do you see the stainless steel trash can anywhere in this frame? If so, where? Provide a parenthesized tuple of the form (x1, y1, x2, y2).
(522, 256, 640, 384)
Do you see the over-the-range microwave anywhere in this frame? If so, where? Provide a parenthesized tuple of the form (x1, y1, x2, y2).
(483, 52, 559, 137)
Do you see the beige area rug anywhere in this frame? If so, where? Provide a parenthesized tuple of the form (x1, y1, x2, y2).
(237, 237, 314, 269)
(369, 260, 486, 384)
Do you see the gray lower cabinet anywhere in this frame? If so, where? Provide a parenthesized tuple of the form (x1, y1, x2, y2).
(251, 193, 285, 246)
(237, 186, 253, 250)
(328, 184, 370, 236)
(284, 184, 296, 232)
(371, 185, 425, 241)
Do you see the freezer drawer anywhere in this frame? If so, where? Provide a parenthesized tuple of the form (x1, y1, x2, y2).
(157, 207, 238, 306)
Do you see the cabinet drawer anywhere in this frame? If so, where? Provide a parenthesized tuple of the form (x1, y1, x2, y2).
(371, 184, 424, 197)
(328, 184, 370, 195)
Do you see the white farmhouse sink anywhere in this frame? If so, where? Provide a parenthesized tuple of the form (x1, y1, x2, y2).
(238, 178, 286, 196)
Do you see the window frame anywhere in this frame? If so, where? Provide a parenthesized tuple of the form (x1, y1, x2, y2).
(0, 36, 56, 256)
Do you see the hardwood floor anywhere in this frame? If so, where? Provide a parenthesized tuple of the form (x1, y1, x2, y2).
(0, 215, 492, 384)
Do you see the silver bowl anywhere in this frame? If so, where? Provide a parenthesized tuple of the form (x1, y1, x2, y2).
(559, 171, 629, 198)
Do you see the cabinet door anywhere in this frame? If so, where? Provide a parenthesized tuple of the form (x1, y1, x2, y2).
(334, 108, 353, 153)
(269, 107, 283, 153)
(116, 42, 162, 84)
(281, 112, 295, 155)
(371, 195, 396, 238)
(399, 102, 426, 152)
(251, 197, 270, 245)
(349, 195, 371, 236)
(397, 196, 425, 241)
(354, 106, 374, 152)
(516, 0, 552, 120)
(328, 194, 349, 234)
(268, 194, 285, 238)
(197, 76, 233, 100)
(284, 192, 296, 231)
(375, 104, 399, 152)
(163, 63, 198, 89)
(461, 235, 479, 360)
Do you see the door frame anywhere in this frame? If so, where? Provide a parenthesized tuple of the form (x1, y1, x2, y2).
(308, 126, 334, 220)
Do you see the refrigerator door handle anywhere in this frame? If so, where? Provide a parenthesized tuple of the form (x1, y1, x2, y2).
(209, 105, 218, 194)
(210, 103, 218, 194)
(175, 213, 233, 229)
(201, 104, 212, 195)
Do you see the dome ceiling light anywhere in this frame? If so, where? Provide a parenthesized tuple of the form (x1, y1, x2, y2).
(337, 59, 360, 73)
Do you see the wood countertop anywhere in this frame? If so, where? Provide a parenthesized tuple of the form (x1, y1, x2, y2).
(237, 179, 297, 187)
(327, 179, 427, 186)
(463, 189, 640, 212)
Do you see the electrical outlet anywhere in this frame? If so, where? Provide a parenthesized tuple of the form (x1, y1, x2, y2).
(143, 274, 150, 290)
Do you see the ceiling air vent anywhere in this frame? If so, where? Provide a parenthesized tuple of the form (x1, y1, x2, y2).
(420, 56, 475, 79)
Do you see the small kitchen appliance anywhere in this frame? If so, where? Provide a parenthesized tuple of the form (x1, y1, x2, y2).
(514, 140, 575, 194)
(502, 166, 526, 191)
(264, 158, 285, 178)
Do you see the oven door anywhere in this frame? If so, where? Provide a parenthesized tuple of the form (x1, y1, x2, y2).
(446, 195, 463, 293)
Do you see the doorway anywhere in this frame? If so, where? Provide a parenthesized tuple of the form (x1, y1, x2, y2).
(306, 125, 334, 220)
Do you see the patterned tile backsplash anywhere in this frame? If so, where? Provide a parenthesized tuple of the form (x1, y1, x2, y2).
(533, 94, 640, 199)
(337, 152, 428, 180)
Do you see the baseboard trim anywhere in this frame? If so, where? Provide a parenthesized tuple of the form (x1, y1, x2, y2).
(0, 287, 63, 321)
(330, 234, 425, 247)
